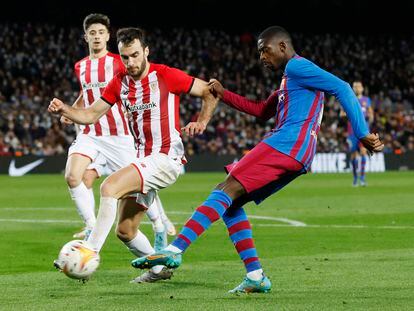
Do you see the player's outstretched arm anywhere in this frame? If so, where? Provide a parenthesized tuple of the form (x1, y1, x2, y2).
(48, 97, 110, 125)
(182, 78, 219, 137)
(209, 79, 276, 120)
(286, 59, 369, 141)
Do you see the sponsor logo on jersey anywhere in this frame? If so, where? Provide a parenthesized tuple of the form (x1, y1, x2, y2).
(127, 102, 157, 112)
(82, 81, 108, 91)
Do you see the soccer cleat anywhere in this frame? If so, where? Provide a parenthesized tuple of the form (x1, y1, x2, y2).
(228, 275, 272, 294)
(163, 219, 177, 236)
(130, 267, 174, 283)
(73, 227, 92, 240)
(360, 179, 367, 187)
(154, 230, 168, 252)
(131, 250, 182, 269)
(352, 179, 359, 187)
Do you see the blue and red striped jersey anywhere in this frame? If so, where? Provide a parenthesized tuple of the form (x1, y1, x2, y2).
(263, 55, 369, 170)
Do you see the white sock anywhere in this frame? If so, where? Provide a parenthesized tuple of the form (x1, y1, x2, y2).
(247, 269, 264, 281)
(87, 197, 117, 252)
(124, 231, 164, 274)
(87, 187, 95, 214)
(123, 230, 155, 257)
(164, 244, 182, 254)
(146, 200, 165, 233)
(155, 195, 169, 223)
(69, 182, 96, 229)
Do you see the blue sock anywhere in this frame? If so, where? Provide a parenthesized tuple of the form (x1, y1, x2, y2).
(352, 158, 358, 183)
(223, 207, 262, 273)
(172, 190, 232, 252)
(360, 156, 366, 181)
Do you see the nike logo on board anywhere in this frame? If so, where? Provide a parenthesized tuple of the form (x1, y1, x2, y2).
(8, 159, 45, 176)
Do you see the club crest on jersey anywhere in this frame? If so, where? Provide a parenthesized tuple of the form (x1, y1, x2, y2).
(149, 81, 158, 92)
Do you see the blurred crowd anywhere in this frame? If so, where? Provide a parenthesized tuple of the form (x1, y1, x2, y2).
(1, 23, 413, 157)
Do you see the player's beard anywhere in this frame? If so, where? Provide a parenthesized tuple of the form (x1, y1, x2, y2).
(128, 58, 147, 80)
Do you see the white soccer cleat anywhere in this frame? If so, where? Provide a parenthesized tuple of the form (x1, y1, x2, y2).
(130, 267, 174, 283)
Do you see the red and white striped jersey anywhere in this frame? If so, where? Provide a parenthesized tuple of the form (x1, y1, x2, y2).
(102, 63, 194, 158)
(74, 52, 130, 136)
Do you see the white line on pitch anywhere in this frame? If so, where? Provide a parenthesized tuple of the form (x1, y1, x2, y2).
(0, 208, 306, 227)
(0, 218, 413, 230)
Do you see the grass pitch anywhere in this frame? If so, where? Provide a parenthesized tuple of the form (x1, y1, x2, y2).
(0, 172, 413, 310)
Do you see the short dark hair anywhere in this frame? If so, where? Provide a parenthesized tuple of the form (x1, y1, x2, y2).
(116, 27, 148, 47)
(83, 13, 110, 32)
(258, 26, 292, 42)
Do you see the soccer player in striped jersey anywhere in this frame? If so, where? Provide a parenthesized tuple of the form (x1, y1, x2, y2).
(59, 14, 175, 281)
(49, 27, 218, 283)
(347, 81, 374, 186)
(131, 26, 384, 293)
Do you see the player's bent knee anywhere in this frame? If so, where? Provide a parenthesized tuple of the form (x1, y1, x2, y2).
(100, 180, 116, 198)
(215, 176, 246, 199)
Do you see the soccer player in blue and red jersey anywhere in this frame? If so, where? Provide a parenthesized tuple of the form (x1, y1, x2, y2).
(348, 81, 374, 186)
(131, 26, 384, 293)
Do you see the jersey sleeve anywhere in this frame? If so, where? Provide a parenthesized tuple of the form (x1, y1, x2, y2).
(222, 90, 277, 121)
(101, 75, 122, 106)
(161, 65, 195, 95)
(286, 58, 369, 139)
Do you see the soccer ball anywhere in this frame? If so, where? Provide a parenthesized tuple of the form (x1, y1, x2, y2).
(55, 240, 100, 281)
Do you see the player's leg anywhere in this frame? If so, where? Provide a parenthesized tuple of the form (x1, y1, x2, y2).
(155, 194, 177, 236)
(87, 164, 142, 252)
(71, 168, 99, 239)
(359, 146, 368, 186)
(146, 197, 167, 251)
(348, 134, 360, 186)
(116, 197, 155, 257)
(351, 151, 359, 186)
(222, 203, 267, 288)
(166, 175, 243, 255)
(87, 151, 182, 253)
(65, 154, 96, 234)
(116, 193, 173, 283)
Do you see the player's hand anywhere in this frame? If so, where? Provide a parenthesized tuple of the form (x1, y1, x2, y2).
(181, 121, 207, 137)
(360, 133, 384, 155)
(60, 116, 74, 125)
(208, 79, 224, 99)
(48, 98, 66, 115)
